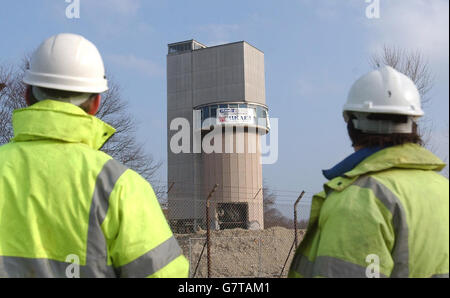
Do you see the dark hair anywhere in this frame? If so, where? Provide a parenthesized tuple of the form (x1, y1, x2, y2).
(347, 113, 422, 148)
(26, 87, 97, 113)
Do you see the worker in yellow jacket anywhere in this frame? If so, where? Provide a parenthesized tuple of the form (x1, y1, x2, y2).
(0, 33, 189, 278)
(289, 66, 449, 278)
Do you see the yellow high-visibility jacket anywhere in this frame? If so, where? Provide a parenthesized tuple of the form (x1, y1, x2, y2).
(0, 100, 189, 278)
(289, 144, 449, 278)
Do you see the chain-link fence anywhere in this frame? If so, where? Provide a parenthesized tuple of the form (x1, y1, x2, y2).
(163, 198, 312, 278)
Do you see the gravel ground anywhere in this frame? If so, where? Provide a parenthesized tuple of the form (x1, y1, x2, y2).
(175, 227, 306, 278)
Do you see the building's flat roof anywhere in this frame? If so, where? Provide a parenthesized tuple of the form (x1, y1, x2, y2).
(167, 39, 264, 54)
(167, 39, 208, 48)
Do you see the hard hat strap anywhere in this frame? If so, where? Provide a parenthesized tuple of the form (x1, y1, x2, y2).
(352, 112, 415, 134)
(32, 86, 92, 106)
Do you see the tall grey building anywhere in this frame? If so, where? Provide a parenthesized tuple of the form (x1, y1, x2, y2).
(167, 40, 269, 232)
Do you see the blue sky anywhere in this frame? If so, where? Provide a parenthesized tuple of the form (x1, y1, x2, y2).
(1, 0, 448, 207)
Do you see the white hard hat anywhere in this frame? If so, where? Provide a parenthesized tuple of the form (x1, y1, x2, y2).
(343, 66, 424, 119)
(23, 33, 108, 93)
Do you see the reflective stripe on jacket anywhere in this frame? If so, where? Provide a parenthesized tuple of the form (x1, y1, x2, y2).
(0, 100, 189, 278)
(289, 144, 449, 278)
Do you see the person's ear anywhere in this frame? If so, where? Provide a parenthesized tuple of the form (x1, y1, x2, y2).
(87, 94, 101, 115)
(25, 86, 32, 106)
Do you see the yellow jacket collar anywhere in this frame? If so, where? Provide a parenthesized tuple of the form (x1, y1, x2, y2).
(344, 144, 446, 177)
(323, 144, 446, 193)
(12, 100, 116, 150)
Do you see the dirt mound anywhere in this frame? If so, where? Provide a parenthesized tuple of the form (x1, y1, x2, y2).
(175, 226, 305, 278)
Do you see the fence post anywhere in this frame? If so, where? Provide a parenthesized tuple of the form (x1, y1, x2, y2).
(279, 239, 296, 278)
(206, 184, 219, 278)
(167, 182, 175, 194)
(188, 238, 192, 278)
(294, 191, 305, 249)
(258, 236, 262, 277)
(192, 238, 207, 278)
(252, 187, 262, 200)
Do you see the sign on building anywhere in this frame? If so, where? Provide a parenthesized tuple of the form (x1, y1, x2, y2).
(217, 108, 255, 125)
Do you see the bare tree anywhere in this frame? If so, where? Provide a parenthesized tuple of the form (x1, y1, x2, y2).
(0, 61, 162, 194)
(263, 185, 307, 229)
(263, 184, 277, 211)
(370, 46, 450, 176)
(370, 45, 434, 105)
(0, 64, 26, 144)
(95, 81, 162, 183)
(370, 46, 437, 147)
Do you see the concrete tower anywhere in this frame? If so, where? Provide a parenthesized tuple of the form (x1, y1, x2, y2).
(167, 40, 269, 232)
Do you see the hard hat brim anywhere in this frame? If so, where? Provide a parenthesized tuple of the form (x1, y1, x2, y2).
(23, 70, 108, 94)
(343, 104, 425, 117)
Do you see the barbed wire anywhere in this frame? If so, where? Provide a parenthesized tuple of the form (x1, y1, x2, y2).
(158, 192, 314, 203)
(149, 179, 318, 195)
(161, 197, 312, 205)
